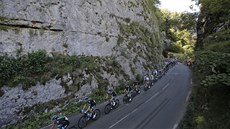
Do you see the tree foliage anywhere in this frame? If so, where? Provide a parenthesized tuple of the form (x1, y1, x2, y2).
(161, 10, 197, 60)
(200, 0, 230, 14)
(180, 0, 230, 128)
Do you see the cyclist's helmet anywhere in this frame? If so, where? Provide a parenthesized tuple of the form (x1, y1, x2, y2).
(108, 88, 112, 93)
(84, 96, 89, 100)
(51, 115, 58, 120)
(126, 84, 131, 88)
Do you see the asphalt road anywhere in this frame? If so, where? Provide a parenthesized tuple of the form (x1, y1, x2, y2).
(42, 63, 192, 129)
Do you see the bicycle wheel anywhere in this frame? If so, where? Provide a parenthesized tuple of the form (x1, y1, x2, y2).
(123, 95, 128, 104)
(148, 85, 151, 89)
(138, 90, 141, 94)
(128, 96, 132, 103)
(104, 103, 112, 114)
(131, 91, 136, 97)
(144, 85, 149, 91)
(93, 109, 101, 120)
(78, 116, 87, 129)
(114, 99, 120, 109)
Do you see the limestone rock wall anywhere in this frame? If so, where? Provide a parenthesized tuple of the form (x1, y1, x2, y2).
(0, 0, 163, 127)
(0, 0, 152, 56)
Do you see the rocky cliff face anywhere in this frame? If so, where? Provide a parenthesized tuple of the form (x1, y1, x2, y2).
(0, 0, 163, 127)
(0, 0, 159, 56)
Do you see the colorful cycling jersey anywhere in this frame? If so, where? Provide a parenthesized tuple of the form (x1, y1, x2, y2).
(108, 89, 117, 97)
(110, 91, 117, 97)
(144, 76, 150, 81)
(126, 86, 132, 92)
(87, 99, 96, 107)
(56, 116, 69, 129)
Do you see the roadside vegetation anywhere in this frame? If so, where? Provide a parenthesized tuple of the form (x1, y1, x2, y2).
(0, 50, 131, 129)
(0, 50, 128, 91)
(179, 0, 230, 129)
(1, 50, 142, 129)
(1, 0, 163, 128)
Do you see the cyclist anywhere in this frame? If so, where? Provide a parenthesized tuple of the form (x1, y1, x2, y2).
(50, 115, 69, 129)
(144, 74, 150, 83)
(133, 81, 140, 93)
(153, 69, 158, 78)
(107, 88, 117, 106)
(124, 83, 132, 96)
(149, 73, 155, 85)
(144, 74, 150, 82)
(82, 96, 97, 118)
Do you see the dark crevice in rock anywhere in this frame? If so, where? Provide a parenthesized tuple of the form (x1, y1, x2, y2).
(31, 20, 44, 24)
(69, 30, 117, 38)
(0, 23, 63, 32)
(49, 28, 63, 32)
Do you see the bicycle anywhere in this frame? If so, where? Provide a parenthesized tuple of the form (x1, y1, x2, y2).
(104, 98, 120, 114)
(123, 92, 132, 104)
(131, 87, 141, 97)
(77, 109, 101, 129)
(144, 81, 151, 91)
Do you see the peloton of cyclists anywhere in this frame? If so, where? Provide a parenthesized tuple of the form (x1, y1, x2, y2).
(48, 66, 174, 129)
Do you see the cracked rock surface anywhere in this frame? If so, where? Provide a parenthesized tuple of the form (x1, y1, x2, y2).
(0, 0, 163, 127)
(0, 0, 152, 56)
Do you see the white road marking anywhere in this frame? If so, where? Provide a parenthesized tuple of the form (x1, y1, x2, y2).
(144, 92, 159, 104)
(109, 83, 170, 129)
(131, 108, 138, 113)
(144, 98, 151, 104)
(186, 91, 191, 102)
(190, 79, 193, 85)
(162, 83, 169, 91)
(152, 92, 159, 98)
(173, 123, 178, 129)
(109, 113, 131, 129)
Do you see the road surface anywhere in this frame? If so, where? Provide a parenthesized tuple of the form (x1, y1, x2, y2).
(42, 63, 192, 129)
